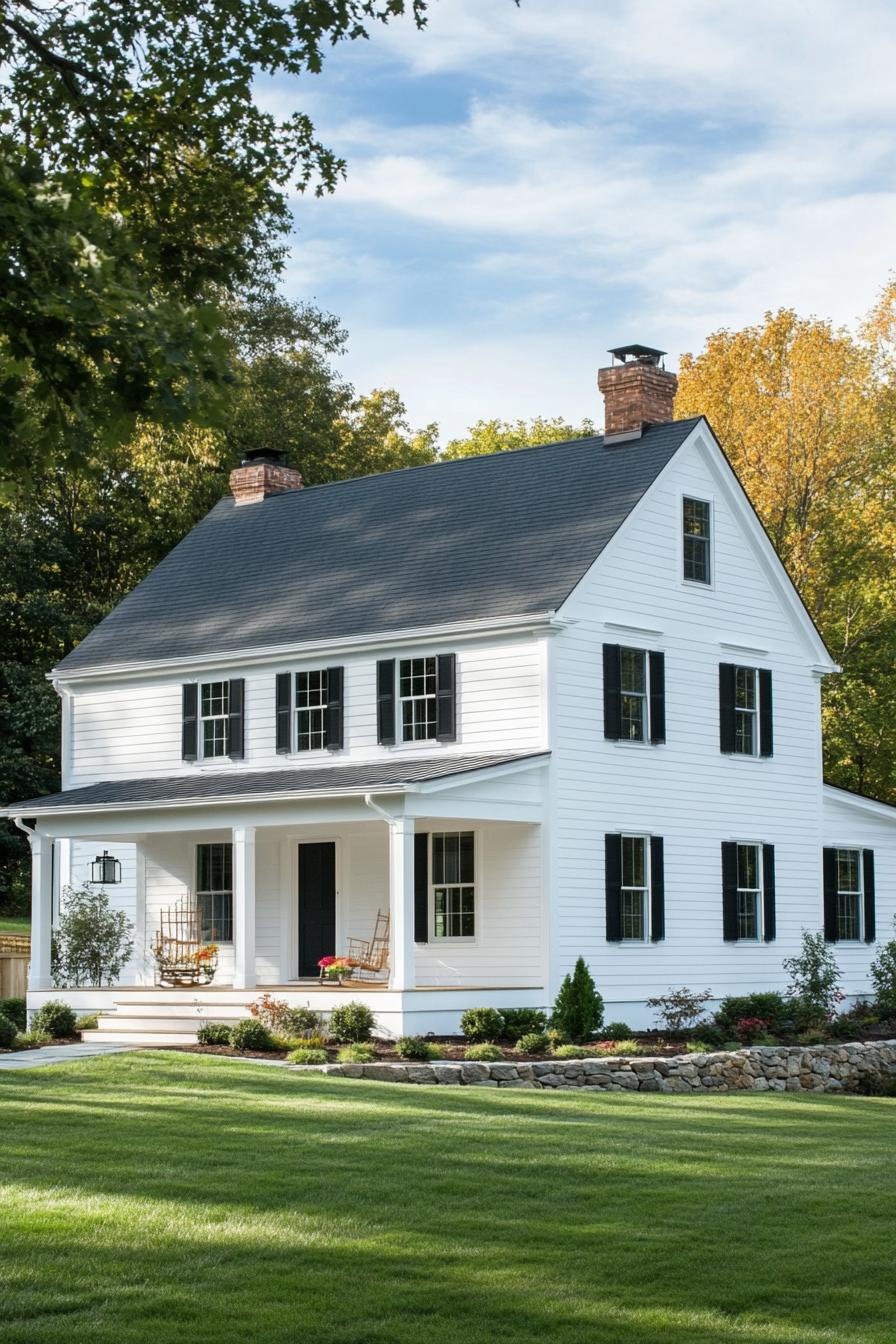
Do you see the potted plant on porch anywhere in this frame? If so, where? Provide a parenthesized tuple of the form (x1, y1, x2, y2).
(318, 956, 353, 986)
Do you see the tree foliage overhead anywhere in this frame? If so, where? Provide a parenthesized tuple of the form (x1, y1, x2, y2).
(442, 415, 596, 460)
(676, 288, 896, 802)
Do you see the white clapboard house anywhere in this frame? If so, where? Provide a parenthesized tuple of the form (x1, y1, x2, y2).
(5, 345, 896, 1042)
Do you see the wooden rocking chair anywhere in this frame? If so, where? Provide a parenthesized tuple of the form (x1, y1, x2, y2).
(343, 910, 390, 982)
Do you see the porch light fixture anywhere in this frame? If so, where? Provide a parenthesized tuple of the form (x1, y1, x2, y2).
(89, 850, 121, 885)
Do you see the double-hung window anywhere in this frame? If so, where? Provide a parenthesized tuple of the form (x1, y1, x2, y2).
(620, 648, 648, 741)
(201, 681, 230, 758)
(735, 844, 762, 940)
(835, 849, 862, 941)
(734, 667, 758, 755)
(621, 835, 649, 942)
(432, 831, 475, 939)
(400, 657, 437, 742)
(683, 497, 711, 583)
(196, 843, 233, 942)
(296, 670, 329, 751)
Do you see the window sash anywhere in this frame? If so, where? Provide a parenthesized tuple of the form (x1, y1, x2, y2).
(836, 849, 862, 940)
(620, 835, 648, 941)
(295, 669, 329, 752)
(400, 657, 437, 741)
(683, 498, 711, 583)
(619, 648, 647, 742)
(734, 667, 757, 755)
(196, 843, 233, 942)
(200, 681, 230, 758)
(735, 843, 761, 940)
(432, 832, 475, 938)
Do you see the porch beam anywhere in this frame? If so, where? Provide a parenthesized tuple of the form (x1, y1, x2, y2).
(29, 831, 54, 990)
(388, 816, 416, 992)
(232, 825, 256, 990)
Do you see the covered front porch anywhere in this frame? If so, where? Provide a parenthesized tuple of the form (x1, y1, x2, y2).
(20, 754, 549, 1038)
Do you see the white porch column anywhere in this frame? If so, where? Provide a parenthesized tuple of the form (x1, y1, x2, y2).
(29, 832, 54, 990)
(232, 826, 256, 990)
(388, 816, 416, 991)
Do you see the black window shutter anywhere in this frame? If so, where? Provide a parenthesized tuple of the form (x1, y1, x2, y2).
(414, 832, 429, 942)
(605, 833, 623, 942)
(822, 847, 838, 941)
(275, 673, 292, 754)
(436, 653, 456, 742)
(603, 644, 622, 740)
(649, 651, 666, 744)
(228, 678, 245, 760)
(719, 664, 737, 753)
(721, 841, 739, 940)
(377, 660, 396, 745)
(650, 835, 665, 942)
(758, 669, 774, 757)
(325, 666, 344, 751)
(863, 849, 876, 943)
(762, 844, 776, 942)
(182, 683, 198, 762)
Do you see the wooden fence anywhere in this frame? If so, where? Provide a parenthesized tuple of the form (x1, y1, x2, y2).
(0, 934, 30, 999)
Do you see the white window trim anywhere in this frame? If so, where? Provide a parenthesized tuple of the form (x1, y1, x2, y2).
(834, 846, 864, 944)
(733, 665, 760, 758)
(194, 840, 235, 944)
(734, 840, 764, 943)
(620, 833, 650, 944)
(681, 493, 715, 590)
(198, 680, 230, 762)
(430, 829, 478, 943)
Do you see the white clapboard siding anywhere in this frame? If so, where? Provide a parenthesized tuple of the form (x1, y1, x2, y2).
(68, 841, 141, 985)
(821, 791, 896, 995)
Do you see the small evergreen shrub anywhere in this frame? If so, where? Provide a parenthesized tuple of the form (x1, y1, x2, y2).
(196, 1022, 232, 1046)
(611, 1038, 645, 1056)
(501, 1008, 547, 1039)
(551, 958, 604, 1043)
(74, 1013, 98, 1031)
(463, 1043, 502, 1062)
(604, 1020, 633, 1038)
(328, 1001, 376, 1043)
(460, 1007, 505, 1043)
(0, 997, 26, 1033)
(515, 1032, 550, 1055)
(714, 992, 790, 1037)
(396, 1036, 434, 1060)
(31, 1000, 77, 1038)
(0, 1015, 17, 1048)
(288, 1047, 328, 1065)
(285, 1006, 325, 1036)
(337, 1043, 376, 1063)
(228, 1018, 275, 1051)
(783, 930, 842, 1021)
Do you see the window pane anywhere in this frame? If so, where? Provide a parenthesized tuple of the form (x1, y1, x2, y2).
(622, 836, 645, 888)
(196, 844, 233, 942)
(621, 889, 645, 940)
(620, 648, 646, 694)
(837, 893, 860, 941)
(735, 668, 756, 709)
(683, 497, 710, 537)
(683, 499, 710, 583)
(431, 833, 475, 939)
(737, 844, 758, 890)
(837, 849, 860, 893)
(399, 657, 437, 741)
(737, 891, 758, 940)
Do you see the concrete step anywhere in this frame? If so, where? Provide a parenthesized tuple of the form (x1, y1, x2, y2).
(103, 1000, 256, 1016)
(80, 1028, 204, 1046)
(95, 1013, 241, 1034)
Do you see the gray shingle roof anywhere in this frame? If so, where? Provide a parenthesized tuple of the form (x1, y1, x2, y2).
(3, 752, 548, 814)
(56, 418, 702, 673)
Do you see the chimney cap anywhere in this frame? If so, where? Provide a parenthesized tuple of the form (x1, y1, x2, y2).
(240, 447, 287, 467)
(607, 343, 667, 366)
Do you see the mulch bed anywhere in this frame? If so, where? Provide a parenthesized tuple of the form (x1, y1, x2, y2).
(158, 1035, 692, 1064)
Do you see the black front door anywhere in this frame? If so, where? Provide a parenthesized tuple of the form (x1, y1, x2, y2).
(298, 842, 336, 977)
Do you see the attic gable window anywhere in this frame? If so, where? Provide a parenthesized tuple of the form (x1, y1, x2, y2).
(201, 681, 230, 758)
(400, 657, 437, 741)
(683, 497, 711, 584)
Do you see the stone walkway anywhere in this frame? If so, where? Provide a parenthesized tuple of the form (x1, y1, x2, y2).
(0, 1043, 138, 1071)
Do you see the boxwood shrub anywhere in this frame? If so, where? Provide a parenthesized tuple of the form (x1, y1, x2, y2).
(328, 1001, 376, 1043)
(31, 1000, 77, 1039)
(460, 1007, 505, 1042)
(0, 1014, 17, 1048)
(196, 1022, 232, 1046)
(0, 997, 26, 1033)
(463, 1043, 502, 1062)
(228, 1018, 274, 1051)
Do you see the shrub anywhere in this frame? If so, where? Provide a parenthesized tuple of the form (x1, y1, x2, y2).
(733, 1016, 772, 1045)
(714, 992, 791, 1037)
(515, 1032, 550, 1055)
(646, 986, 713, 1034)
(611, 1038, 645, 1056)
(396, 1036, 434, 1061)
(52, 885, 133, 987)
(15, 1030, 52, 1047)
(0, 996, 26, 1033)
(0, 1015, 17, 1048)
(783, 929, 842, 1021)
(338, 1043, 376, 1063)
(31, 1000, 77, 1038)
(551, 958, 604, 1043)
(870, 929, 896, 1021)
(248, 994, 323, 1037)
(75, 1013, 98, 1031)
(463, 1043, 502, 1062)
(228, 1018, 275, 1051)
(551, 1043, 593, 1059)
(286, 1032, 329, 1051)
(501, 1008, 547, 1039)
(328, 1001, 376, 1043)
(288, 1047, 328, 1065)
(196, 1022, 232, 1046)
(604, 1020, 633, 1038)
(830, 1001, 878, 1041)
(460, 1007, 505, 1043)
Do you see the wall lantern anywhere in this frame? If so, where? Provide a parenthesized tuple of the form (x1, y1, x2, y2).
(89, 850, 121, 885)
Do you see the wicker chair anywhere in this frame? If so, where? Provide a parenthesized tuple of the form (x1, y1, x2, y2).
(342, 910, 390, 982)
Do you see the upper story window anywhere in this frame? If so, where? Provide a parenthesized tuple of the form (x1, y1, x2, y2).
(182, 679, 244, 763)
(196, 842, 233, 942)
(432, 831, 475, 939)
(719, 664, 773, 757)
(683, 497, 711, 584)
(603, 645, 666, 745)
(276, 668, 343, 753)
(400, 657, 437, 741)
(201, 681, 230, 758)
(835, 848, 862, 941)
(376, 654, 456, 746)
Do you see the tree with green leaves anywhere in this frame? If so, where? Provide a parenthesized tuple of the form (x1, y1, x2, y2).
(443, 416, 596, 460)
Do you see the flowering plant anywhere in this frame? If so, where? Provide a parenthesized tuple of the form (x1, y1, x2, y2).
(734, 1016, 771, 1044)
(317, 956, 337, 969)
(322, 958, 353, 982)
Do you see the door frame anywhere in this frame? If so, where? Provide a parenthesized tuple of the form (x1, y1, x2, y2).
(283, 834, 343, 981)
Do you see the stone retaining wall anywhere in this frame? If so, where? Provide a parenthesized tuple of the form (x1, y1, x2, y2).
(314, 1040, 896, 1093)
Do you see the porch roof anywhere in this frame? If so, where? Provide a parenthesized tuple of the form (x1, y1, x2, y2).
(4, 752, 549, 817)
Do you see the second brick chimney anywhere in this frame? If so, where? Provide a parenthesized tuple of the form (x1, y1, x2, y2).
(598, 344, 678, 442)
(229, 448, 304, 505)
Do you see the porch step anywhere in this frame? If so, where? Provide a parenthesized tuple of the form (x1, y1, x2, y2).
(80, 1027, 207, 1046)
(95, 1012, 245, 1034)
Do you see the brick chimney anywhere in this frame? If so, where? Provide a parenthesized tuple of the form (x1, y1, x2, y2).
(598, 344, 678, 442)
(229, 448, 303, 506)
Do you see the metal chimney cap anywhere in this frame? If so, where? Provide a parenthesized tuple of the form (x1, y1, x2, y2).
(240, 447, 287, 467)
(607, 344, 667, 366)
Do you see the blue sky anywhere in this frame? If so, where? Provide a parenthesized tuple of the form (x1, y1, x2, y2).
(269, 0, 896, 440)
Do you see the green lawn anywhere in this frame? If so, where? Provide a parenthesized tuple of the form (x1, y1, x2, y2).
(1, 1054, 895, 1344)
(0, 915, 29, 934)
